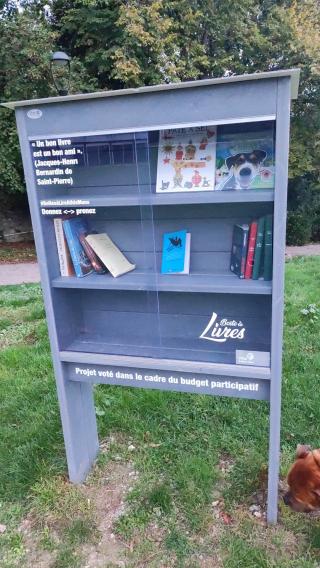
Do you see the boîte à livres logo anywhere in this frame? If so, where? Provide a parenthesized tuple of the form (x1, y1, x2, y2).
(200, 312, 246, 343)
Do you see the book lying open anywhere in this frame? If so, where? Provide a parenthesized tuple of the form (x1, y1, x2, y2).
(85, 233, 136, 278)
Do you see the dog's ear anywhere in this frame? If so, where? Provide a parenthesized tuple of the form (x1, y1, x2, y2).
(226, 154, 240, 170)
(252, 149, 267, 163)
(296, 444, 312, 459)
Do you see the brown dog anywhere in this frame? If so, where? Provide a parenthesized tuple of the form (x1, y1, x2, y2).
(284, 445, 320, 512)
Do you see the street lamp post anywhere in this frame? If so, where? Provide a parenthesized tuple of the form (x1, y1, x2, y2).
(50, 51, 71, 96)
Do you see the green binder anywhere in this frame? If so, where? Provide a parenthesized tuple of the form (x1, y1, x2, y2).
(263, 214, 273, 281)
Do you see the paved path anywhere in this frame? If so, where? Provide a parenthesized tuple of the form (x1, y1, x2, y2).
(0, 244, 319, 286)
(286, 243, 320, 258)
(0, 263, 40, 286)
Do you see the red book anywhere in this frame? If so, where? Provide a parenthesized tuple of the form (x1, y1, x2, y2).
(79, 234, 107, 274)
(244, 221, 258, 279)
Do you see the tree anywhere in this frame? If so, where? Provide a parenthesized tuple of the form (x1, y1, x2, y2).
(286, 0, 320, 177)
(0, 9, 56, 194)
(49, 0, 320, 243)
(50, 0, 294, 86)
(0, 0, 319, 241)
(283, 0, 320, 242)
(50, 0, 123, 89)
(0, 5, 96, 195)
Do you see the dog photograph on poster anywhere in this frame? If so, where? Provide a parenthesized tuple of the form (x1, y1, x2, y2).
(215, 121, 275, 191)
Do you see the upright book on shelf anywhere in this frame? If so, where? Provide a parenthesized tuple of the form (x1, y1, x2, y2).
(263, 214, 273, 281)
(252, 216, 265, 280)
(161, 230, 191, 274)
(62, 218, 93, 278)
(230, 224, 249, 279)
(244, 221, 258, 279)
(53, 218, 74, 277)
(156, 126, 217, 193)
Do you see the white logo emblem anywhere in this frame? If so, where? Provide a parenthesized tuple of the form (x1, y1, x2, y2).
(27, 109, 42, 119)
(246, 352, 254, 361)
(200, 312, 246, 343)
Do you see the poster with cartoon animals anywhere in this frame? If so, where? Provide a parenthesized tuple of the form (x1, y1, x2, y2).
(156, 126, 217, 193)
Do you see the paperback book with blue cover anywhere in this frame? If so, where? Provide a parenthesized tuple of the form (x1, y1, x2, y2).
(161, 230, 191, 274)
(63, 217, 93, 277)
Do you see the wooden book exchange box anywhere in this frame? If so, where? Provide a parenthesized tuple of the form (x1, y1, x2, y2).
(3, 68, 300, 523)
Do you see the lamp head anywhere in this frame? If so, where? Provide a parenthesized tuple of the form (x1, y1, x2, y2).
(50, 51, 71, 96)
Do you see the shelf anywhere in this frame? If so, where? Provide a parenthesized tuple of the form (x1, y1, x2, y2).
(39, 188, 274, 208)
(52, 271, 272, 295)
(60, 350, 271, 381)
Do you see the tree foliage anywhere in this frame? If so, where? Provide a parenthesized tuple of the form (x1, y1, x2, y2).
(0, 3, 96, 193)
(0, 0, 319, 217)
(0, 9, 56, 194)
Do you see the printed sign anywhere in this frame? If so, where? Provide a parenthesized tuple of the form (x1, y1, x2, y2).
(40, 199, 90, 206)
(236, 350, 271, 367)
(66, 363, 270, 401)
(30, 131, 149, 191)
(31, 137, 81, 188)
(40, 207, 96, 216)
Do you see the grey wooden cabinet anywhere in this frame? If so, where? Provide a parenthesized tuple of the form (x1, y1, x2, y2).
(3, 68, 300, 523)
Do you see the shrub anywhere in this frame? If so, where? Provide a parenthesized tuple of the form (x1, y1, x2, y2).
(311, 200, 320, 241)
(286, 176, 320, 245)
(286, 210, 313, 245)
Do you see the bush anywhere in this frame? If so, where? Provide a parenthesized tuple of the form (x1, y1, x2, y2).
(286, 176, 320, 245)
(311, 200, 320, 241)
(286, 210, 313, 245)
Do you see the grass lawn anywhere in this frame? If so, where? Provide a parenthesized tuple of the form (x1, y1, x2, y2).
(0, 256, 319, 567)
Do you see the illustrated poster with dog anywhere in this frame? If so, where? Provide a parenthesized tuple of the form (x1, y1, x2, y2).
(156, 126, 217, 193)
(215, 122, 275, 191)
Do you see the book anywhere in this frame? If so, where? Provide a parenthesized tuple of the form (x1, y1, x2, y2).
(62, 218, 93, 278)
(244, 221, 258, 279)
(53, 218, 74, 277)
(215, 122, 275, 191)
(230, 224, 249, 278)
(85, 233, 135, 278)
(263, 214, 273, 281)
(252, 216, 265, 280)
(78, 233, 107, 274)
(161, 230, 191, 274)
(156, 126, 217, 193)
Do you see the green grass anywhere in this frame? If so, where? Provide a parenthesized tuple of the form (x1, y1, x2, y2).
(0, 258, 320, 567)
